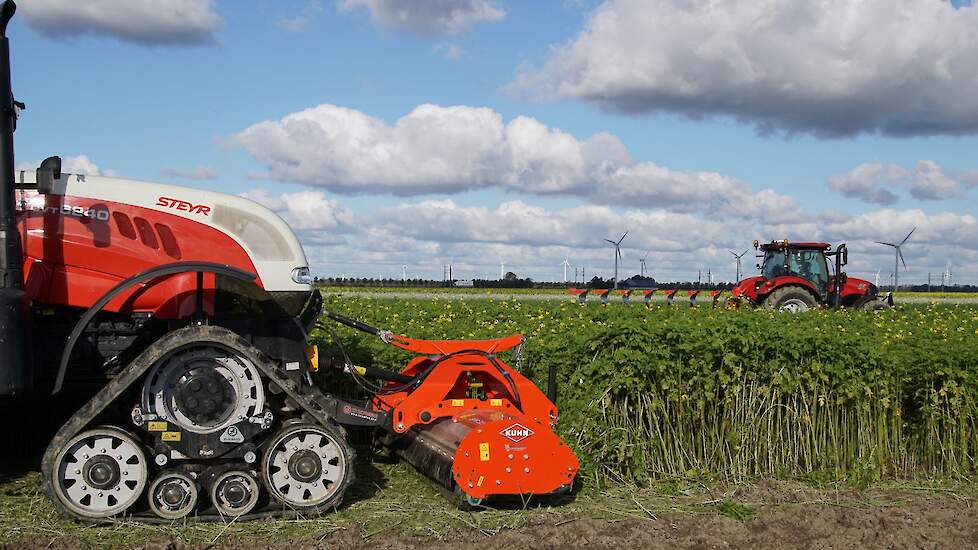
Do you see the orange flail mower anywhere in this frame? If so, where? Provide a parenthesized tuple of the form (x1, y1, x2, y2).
(324, 313, 579, 506)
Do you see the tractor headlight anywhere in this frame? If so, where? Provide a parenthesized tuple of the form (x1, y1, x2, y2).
(291, 267, 313, 284)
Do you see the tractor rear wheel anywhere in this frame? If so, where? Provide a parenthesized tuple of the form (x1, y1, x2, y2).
(764, 287, 817, 312)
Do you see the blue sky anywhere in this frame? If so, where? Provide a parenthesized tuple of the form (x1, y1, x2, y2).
(10, 0, 978, 284)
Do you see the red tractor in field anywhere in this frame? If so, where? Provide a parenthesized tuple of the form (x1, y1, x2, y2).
(729, 240, 888, 312)
(0, 2, 576, 522)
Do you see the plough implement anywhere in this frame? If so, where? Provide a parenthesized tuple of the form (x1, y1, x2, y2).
(568, 288, 725, 307)
(323, 312, 579, 507)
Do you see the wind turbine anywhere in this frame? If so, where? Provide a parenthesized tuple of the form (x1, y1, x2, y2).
(875, 270, 881, 288)
(500, 261, 505, 280)
(875, 227, 916, 292)
(640, 250, 650, 277)
(561, 259, 571, 283)
(603, 232, 628, 289)
(401, 265, 407, 282)
(730, 249, 749, 282)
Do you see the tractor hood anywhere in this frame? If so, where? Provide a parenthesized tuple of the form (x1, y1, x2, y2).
(16, 170, 311, 292)
(841, 276, 877, 298)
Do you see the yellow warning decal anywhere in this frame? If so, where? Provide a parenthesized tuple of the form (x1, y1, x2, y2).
(306, 345, 319, 373)
(147, 421, 168, 432)
(477, 476, 484, 487)
(490, 399, 502, 406)
(479, 442, 490, 462)
(161, 432, 181, 442)
(451, 399, 465, 407)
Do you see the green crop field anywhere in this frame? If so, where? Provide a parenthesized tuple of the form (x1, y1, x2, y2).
(315, 297, 978, 484)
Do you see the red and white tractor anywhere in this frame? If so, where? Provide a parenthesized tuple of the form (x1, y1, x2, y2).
(0, 1, 576, 522)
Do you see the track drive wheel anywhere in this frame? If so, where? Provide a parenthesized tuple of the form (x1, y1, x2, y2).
(764, 286, 817, 312)
(51, 427, 148, 519)
(262, 423, 355, 512)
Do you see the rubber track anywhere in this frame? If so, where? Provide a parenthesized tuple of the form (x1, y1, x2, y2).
(39, 325, 357, 524)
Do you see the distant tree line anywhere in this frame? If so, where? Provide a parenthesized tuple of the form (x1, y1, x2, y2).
(316, 275, 739, 290)
(315, 275, 976, 292)
(905, 283, 978, 293)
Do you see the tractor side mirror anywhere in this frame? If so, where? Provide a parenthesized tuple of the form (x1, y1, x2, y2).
(837, 244, 848, 267)
(36, 156, 61, 195)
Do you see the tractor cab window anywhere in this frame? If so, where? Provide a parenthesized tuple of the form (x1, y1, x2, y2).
(788, 249, 829, 295)
(761, 249, 787, 279)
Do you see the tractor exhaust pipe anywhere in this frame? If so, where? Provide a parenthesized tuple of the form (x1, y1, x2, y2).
(832, 244, 847, 308)
(0, 0, 33, 395)
(0, 0, 20, 288)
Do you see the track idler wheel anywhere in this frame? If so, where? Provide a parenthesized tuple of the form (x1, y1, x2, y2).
(148, 471, 198, 520)
(262, 423, 355, 511)
(211, 470, 260, 517)
(51, 427, 148, 519)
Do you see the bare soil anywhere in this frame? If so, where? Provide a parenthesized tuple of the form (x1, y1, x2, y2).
(7, 491, 977, 550)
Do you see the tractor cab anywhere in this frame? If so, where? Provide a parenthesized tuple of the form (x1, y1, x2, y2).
(759, 241, 831, 297)
(731, 239, 882, 311)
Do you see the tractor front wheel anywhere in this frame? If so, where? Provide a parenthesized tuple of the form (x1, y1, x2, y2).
(764, 287, 817, 312)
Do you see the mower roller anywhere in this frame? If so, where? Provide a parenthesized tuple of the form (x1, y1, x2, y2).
(0, 1, 576, 522)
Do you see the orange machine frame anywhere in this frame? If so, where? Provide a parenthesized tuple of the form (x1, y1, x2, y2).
(372, 333, 557, 434)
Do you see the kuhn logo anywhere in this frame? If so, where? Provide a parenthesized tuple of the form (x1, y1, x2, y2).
(500, 423, 534, 443)
(156, 196, 211, 216)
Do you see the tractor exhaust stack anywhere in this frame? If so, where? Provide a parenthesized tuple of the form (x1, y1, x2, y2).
(0, 0, 32, 395)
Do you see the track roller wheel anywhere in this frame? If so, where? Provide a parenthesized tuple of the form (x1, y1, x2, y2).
(148, 471, 198, 520)
(262, 423, 355, 511)
(51, 427, 148, 519)
(211, 470, 260, 517)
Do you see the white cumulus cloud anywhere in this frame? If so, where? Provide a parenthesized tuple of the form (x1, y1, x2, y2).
(242, 188, 978, 283)
(16, 154, 115, 177)
(511, 0, 978, 137)
(236, 103, 800, 221)
(337, 0, 504, 36)
(826, 160, 965, 204)
(20, 0, 221, 46)
(242, 189, 354, 231)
